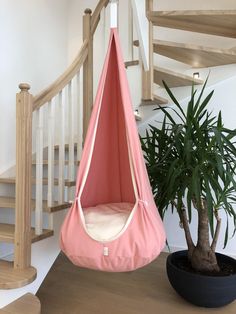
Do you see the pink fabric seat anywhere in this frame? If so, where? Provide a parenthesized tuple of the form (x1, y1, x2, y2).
(60, 28, 166, 272)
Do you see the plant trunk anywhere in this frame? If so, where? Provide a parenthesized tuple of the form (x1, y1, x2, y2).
(190, 201, 220, 273)
(179, 206, 195, 258)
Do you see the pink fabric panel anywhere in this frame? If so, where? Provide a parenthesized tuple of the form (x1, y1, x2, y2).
(81, 39, 135, 207)
(60, 29, 166, 272)
(61, 200, 163, 272)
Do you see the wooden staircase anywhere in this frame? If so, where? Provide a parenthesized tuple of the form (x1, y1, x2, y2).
(0, 144, 78, 290)
(135, 6, 236, 108)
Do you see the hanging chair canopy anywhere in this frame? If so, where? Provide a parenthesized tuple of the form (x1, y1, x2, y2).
(81, 34, 135, 208)
(60, 29, 166, 272)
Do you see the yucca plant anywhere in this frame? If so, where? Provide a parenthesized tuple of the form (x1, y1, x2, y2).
(141, 80, 236, 273)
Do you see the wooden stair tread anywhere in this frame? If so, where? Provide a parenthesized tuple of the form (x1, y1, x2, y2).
(141, 95, 168, 106)
(0, 262, 37, 290)
(0, 223, 53, 243)
(153, 94, 168, 105)
(0, 293, 40, 313)
(0, 177, 76, 187)
(0, 196, 70, 213)
(148, 10, 236, 38)
(153, 39, 236, 68)
(154, 66, 203, 88)
(125, 60, 139, 68)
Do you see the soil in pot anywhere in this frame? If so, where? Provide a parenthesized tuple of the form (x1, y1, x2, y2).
(175, 253, 236, 277)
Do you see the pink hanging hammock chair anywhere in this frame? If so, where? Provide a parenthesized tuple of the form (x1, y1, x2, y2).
(60, 28, 166, 272)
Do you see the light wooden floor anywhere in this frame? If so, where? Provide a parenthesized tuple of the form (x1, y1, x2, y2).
(37, 253, 236, 314)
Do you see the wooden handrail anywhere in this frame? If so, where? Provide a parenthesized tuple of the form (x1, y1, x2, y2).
(91, 0, 110, 35)
(33, 0, 110, 111)
(33, 40, 88, 111)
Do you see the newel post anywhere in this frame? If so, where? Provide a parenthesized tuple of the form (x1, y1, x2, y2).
(14, 83, 33, 269)
(142, 0, 153, 100)
(83, 8, 93, 142)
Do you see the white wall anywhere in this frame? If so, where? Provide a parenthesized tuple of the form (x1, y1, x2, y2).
(0, 0, 69, 174)
(139, 75, 236, 257)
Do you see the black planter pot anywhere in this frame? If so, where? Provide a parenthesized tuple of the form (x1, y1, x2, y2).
(166, 250, 236, 308)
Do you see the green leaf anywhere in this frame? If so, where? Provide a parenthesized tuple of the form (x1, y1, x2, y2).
(162, 80, 187, 119)
(154, 106, 177, 125)
(224, 215, 229, 249)
(140, 77, 236, 259)
(195, 90, 214, 119)
(195, 74, 209, 108)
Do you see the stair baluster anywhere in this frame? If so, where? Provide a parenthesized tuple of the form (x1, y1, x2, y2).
(47, 99, 55, 208)
(58, 91, 65, 204)
(68, 80, 75, 200)
(35, 107, 44, 235)
(76, 72, 83, 162)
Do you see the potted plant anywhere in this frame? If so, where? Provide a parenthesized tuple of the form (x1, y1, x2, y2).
(140, 80, 236, 308)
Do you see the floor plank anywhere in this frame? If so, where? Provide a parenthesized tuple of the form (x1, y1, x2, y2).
(37, 252, 236, 314)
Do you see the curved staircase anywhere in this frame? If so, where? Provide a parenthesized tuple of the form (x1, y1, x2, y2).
(135, 4, 236, 110)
